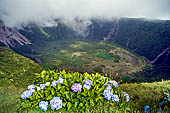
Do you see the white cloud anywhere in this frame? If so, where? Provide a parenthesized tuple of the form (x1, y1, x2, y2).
(0, 0, 170, 28)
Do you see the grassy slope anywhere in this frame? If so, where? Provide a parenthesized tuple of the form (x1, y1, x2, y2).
(0, 47, 43, 112)
(0, 46, 169, 112)
(120, 80, 170, 112)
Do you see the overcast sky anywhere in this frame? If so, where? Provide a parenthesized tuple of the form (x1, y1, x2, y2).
(0, 0, 170, 28)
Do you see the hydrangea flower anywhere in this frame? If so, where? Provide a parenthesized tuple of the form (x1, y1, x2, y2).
(57, 77, 64, 84)
(165, 98, 169, 101)
(21, 90, 33, 99)
(106, 84, 112, 90)
(29, 89, 35, 93)
(27, 84, 36, 90)
(112, 94, 119, 102)
(40, 84, 47, 89)
(37, 87, 41, 91)
(83, 84, 91, 90)
(124, 92, 130, 102)
(51, 81, 58, 86)
(46, 82, 50, 86)
(144, 105, 150, 113)
(103, 89, 113, 100)
(109, 80, 118, 88)
(84, 79, 93, 85)
(50, 97, 62, 110)
(39, 101, 48, 111)
(83, 79, 93, 90)
(164, 90, 169, 97)
(104, 83, 108, 86)
(159, 102, 163, 106)
(76, 97, 80, 100)
(71, 83, 82, 92)
(165, 89, 169, 92)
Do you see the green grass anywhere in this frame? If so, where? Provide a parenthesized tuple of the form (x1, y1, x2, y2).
(120, 80, 170, 112)
(0, 47, 43, 87)
(0, 47, 43, 113)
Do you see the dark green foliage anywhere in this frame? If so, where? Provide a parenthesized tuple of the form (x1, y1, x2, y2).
(131, 65, 170, 83)
(111, 18, 170, 61)
(122, 77, 132, 83)
(19, 70, 130, 112)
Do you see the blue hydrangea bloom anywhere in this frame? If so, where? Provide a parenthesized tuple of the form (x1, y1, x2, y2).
(50, 97, 62, 110)
(165, 98, 169, 101)
(39, 101, 48, 111)
(84, 79, 93, 85)
(57, 77, 64, 84)
(21, 90, 33, 99)
(29, 89, 35, 93)
(106, 84, 112, 90)
(164, 92, 169, 97)
(144, 105, 150, 113)
(109, 80, 118, 88)
(159, 102, 163, 106)
(124, 92, 130, 102)
(76, 97, 80, 100)
(83, 79, 93, 90)
(104, 83, 108, 86)
(71, 83, 82, 92)
(112, 94, 119, 102)
(103, 89, 113, 100)
(51, 81, 58, 86)
(165, 89, 169, 92)
(40, 84, 47, 89)
(83, 84, 91, 90)
(27, 84, 36, 90)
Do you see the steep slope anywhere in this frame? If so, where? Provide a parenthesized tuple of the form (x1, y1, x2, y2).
(0, 47, 42, 87)
(0, 47, 43, 112)
(120, 80, 170, 111)
(107, 18, 170, 64)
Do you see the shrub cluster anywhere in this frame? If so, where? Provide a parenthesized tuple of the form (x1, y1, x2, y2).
(19, 70, 130, 112)
(159, 89, 170, 111)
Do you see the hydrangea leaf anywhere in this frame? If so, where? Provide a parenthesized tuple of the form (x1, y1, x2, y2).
(67, 102, 72, 110)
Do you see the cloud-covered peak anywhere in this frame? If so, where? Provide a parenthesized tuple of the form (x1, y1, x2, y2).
(0, 0, 170, 28)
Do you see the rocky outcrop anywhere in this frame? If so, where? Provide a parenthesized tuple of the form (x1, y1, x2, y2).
(103, 20, 119, 41)
(0, 20, 31, 48)
(151, 46, 170, 65)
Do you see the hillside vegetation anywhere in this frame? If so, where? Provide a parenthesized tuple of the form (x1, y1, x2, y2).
(0, 47, 43, 87)
(0, 47, 43, 112)
(0, 46, 169, 112)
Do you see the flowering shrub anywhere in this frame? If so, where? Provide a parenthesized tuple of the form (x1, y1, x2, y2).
(159, 89, 170, 111)
(19, 70, 130, 112)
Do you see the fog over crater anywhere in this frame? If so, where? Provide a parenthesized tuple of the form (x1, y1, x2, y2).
(0, 0, 170, 31)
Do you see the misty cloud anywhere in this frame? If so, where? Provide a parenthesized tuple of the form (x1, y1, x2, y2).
(0, 0, 170, 29)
